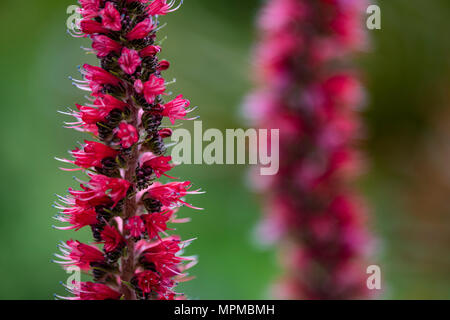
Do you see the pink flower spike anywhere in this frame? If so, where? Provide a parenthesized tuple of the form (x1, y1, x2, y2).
(244, 0, 374, 300)
(118, 48, 142, 75)
(57, 0, 199, 300)
(126, 19, 155, 41)
(100, 2, 122, 31)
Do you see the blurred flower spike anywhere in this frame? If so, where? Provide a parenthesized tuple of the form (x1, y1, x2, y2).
(245, 0, 375, 299)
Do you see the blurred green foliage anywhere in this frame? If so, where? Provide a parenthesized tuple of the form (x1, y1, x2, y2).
(0, 0, 448, 299)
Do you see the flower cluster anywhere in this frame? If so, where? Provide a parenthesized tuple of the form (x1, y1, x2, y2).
(54, 0, 200, 300)
(245, 0, 373, 299)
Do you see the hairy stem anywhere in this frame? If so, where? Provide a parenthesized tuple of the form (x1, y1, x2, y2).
(120, 89, 139, 300)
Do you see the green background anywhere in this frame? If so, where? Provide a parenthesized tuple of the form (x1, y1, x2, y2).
(0, 0, 449, 299)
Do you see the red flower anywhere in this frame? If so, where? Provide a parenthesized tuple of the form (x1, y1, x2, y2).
(135, 270, 161, 294)
(162, 95, 191, 124)
(158, 128, 173, 138)
(134, 79, 144, 94)
(101, 225, 126, 252)
(100, 2, 122, 31)
(92, 35, 122, 57)
(140, 237, 184, 277)
(60, 140, 118, 170)
(145, 181, 202, 209)
(79, 0, 101, 19)
(114, 122, 139, 149)
(118, 47, 142, 75)
(81, 64, 121, 94)
(157, 59, 170, 71)
(67, 282, 121, 300)
(125, 216, 146, 238)
(142, 155, 175, 178)
(67, 94, 127, 134)
(55, 240, 104, 271)
(147, 0, 181, 16)
(54, 206, 98, 231)
(69, 174, 130, 207)
(126, 19, 154, 41)
(80, 19, 109, 35)
(140, 45, 161, 57)
(142, 210, 172, 239)
(143, 74, 166, 104)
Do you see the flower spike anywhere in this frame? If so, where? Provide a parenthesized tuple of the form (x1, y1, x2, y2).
(55, 0, 199, 300)
(245, 0, 374, 299)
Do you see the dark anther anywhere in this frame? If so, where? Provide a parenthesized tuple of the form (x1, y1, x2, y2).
(90, 261, 110, 282)
(146, 134, 166, 156)
(96, 157, 120, 177)
(136, 165, 155, 190)
(143, 197, 162, 213)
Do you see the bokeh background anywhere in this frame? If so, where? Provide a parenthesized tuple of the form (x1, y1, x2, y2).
(0, 0, 449, 299)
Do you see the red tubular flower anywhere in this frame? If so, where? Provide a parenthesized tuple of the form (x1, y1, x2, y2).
(124, 216, 146, 238)
(142, 210, 172, 239)
(126, 19, 155, 41)
(245, 0, 374, 299)
(64, 282, 122, 300)
(101, 225, 126, 253)
(54, 206, 98, 231)
(92, 35, 122, 57)
(118, 47, 142, 75)
(114, 122, 139, 149)
(140, 45, 162, 57)
(80, 19, 109, 35)
(147, 0, 181, 16)
(58, 140, 119, 170)
(79, 0, 101, 19)
(142, 154, 175, 178)
(76, 64, 121, 95)
(55, 240, 105, 271)
(143, 74, 166, 104)
(161, 95, 192, 124)
(145, 181, 203, 209)
(100, 2, 122, 31)
(56, 0, 199, 300)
